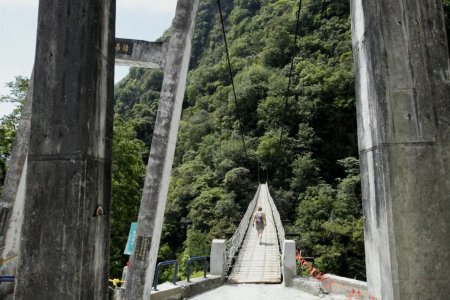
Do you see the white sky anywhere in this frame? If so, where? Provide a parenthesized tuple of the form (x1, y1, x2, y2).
(0, 0, 177, 118)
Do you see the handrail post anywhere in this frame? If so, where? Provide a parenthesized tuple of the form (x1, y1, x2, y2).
(203, 258, 207, 278)
(186, 256, 208, 283)
(187, 261, 190, 283)
(152, 260, 178, 291)
(173, 261, 178, 285)
(153, 265, 160, 291)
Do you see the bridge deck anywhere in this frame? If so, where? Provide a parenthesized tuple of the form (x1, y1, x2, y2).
(228, 184, 281, 283)
(189, 284, 322, 300)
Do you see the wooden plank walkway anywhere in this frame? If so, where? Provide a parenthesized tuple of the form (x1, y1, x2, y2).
(228, 184, 282, 283)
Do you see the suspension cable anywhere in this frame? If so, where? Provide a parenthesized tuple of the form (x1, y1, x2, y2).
(276, 0, 303, 162)
(217, 0, 249, 161)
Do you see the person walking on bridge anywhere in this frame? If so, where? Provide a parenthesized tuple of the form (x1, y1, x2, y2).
(253, 207, 266, 245)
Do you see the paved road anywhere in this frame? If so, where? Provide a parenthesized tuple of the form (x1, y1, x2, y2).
(189, 284, 321, 300)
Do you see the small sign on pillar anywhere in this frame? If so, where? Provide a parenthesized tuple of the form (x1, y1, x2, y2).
(115, 39, 134, 56)
(124, 222, 137, 255)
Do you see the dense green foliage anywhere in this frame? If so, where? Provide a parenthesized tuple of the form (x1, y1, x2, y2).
(110, 117, 147, 277)
(0, 77, 148, 279)
(0, 76, 28, 196)
(114, 0, 364, 280)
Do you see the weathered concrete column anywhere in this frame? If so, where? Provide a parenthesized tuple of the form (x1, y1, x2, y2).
(351, 1, 450, 299)
(123, 1, 199, 299)
(1, 34, 168, 299)
(14, 0, 115, 299)
(282, 240, 296, 287)
(210, 239, 226, 277)
(0, 71, 33, 299)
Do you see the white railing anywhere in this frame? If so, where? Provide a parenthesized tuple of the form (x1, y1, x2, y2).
(224, 185, 260, 274)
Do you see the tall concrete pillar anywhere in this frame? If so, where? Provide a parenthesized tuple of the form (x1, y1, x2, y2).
(124, 0, 199, 299)
(14, 0, 115, 299)
(0, 70, 32, 299)
(351, 1, 450, 299)
(1, 34, 165, 300)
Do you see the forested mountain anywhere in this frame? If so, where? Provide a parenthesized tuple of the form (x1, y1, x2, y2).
(113, 0, 364, 280)
(6, 0, 449, 284)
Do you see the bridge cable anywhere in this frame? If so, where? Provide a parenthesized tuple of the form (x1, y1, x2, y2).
(217, 0, 249, 161)
(275, 0, 303, 168)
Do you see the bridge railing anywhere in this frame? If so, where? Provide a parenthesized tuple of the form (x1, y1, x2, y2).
(224, 184, 261, 274)
(153, 260, 178, 291)
(265, 186, 285, 249)
(186, 256, 208, 282)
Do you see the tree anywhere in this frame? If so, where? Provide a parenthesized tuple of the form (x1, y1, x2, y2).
(294, 157, 365, 279)
(0, 76, 29, 196)
(109, 116, 146, 278)
(112, 0, 366, 280)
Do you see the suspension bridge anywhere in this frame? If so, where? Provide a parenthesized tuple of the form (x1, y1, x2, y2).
(1, 0, 449, 299)
(143, 183, 362, 300)
(227, 184, 282, 284)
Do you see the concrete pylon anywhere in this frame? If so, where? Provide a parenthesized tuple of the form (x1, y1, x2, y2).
(13, 0, 116, 299)
(0, 35, 167, 300)
(0, 70, 33, 299)
(350, 1, 450, 299)
(123, 0, 199, 299)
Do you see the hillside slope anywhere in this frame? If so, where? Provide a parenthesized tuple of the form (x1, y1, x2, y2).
(113, 0, 364, 280)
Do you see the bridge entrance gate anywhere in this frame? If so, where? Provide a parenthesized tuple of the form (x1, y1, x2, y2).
(1, 1, 449, 300)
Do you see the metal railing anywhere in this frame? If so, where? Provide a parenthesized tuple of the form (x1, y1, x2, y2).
(0, 276, 15, 284)
(224, 184, 261, 274)
(186, 256, 208, 282)
(153, 260, 178, 291)
(265, 186, 285, 249)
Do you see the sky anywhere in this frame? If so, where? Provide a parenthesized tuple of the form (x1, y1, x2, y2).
(0, 0, 177, 118)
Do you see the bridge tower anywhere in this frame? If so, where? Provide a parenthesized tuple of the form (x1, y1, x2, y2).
(123, 1, 199, 299)
(351, 1, 450, 299)
(1, 0, 198, 298)
(8, 0, 116, 299)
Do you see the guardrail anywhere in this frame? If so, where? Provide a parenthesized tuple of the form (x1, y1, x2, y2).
(186, 256, 208, 283)
(225, 184, 260, 274)
(153, 260, 178, 291)
(0, 276, 15, 284)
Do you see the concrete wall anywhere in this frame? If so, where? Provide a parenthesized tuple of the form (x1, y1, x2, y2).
(351, 1, 450, 299)
(14, 0, 116, 299)
(114, 276, 223, 300)
(292, 275, 369, 298)
(319, 274, 368, 297)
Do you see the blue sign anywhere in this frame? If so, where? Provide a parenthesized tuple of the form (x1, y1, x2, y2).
(124, 222, 137, 255)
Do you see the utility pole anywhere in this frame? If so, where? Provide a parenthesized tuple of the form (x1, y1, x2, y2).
(124, 0, 199, 299)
